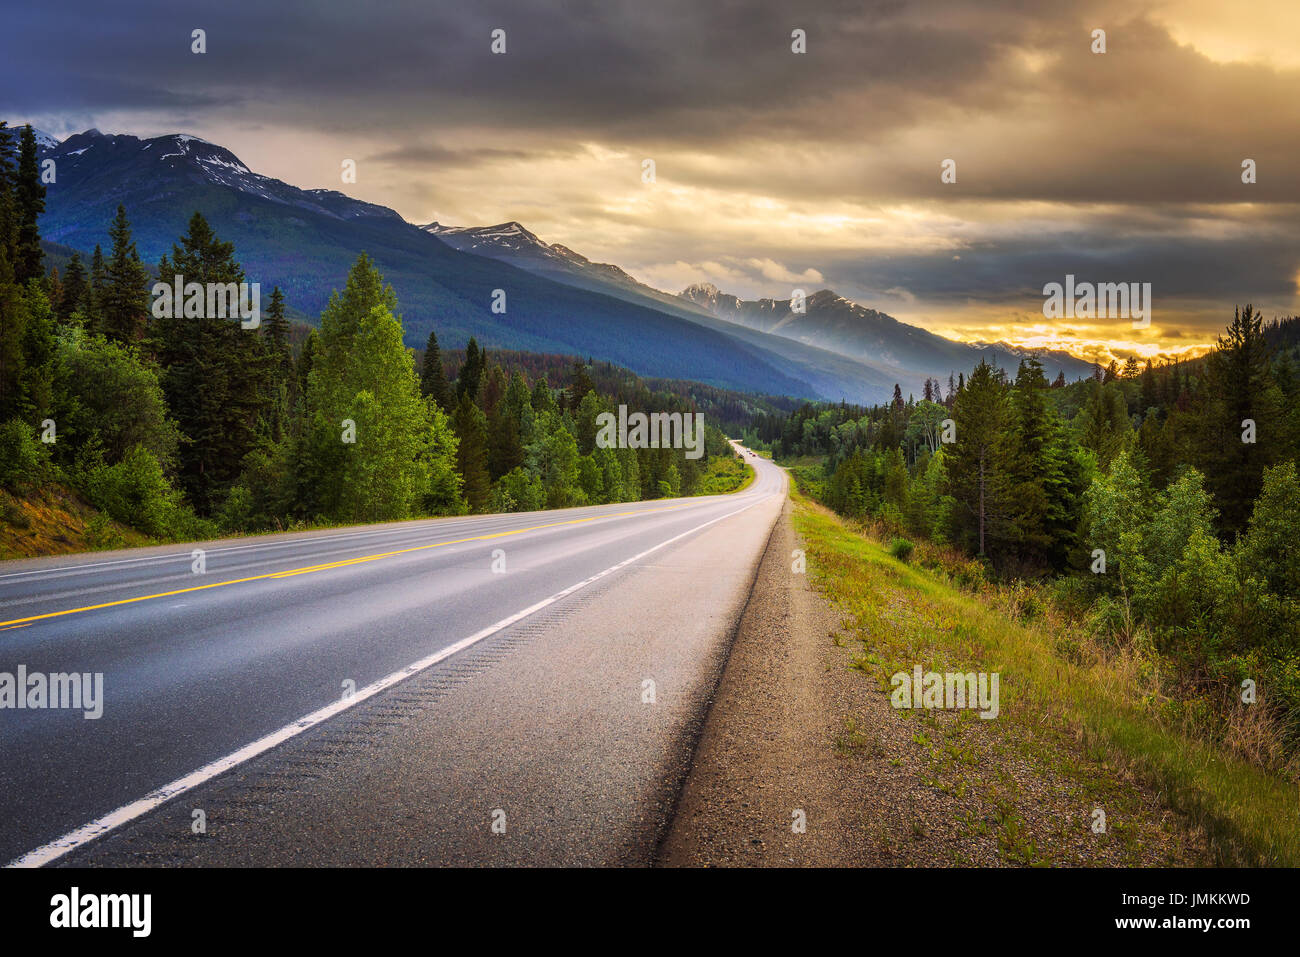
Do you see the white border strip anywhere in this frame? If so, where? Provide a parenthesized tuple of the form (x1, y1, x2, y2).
(6, 495, 770, 868)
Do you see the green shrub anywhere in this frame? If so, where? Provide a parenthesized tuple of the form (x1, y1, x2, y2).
(0, 418, 51, 489)
(490, 466, 546, 513)
(889, 537, 915, 562)
(81, 443, 211, 540)
(215, 484, 255, 533)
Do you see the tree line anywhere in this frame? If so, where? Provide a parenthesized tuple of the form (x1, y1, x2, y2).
(752, 312, 1300, 754)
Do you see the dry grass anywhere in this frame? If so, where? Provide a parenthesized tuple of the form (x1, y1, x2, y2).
(0, 484, 150, 560)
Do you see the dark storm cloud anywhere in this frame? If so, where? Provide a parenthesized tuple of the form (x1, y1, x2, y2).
(4, 0, 1298, 344)
(364, 144, 539, 168)
(6, 0, 1298, 201)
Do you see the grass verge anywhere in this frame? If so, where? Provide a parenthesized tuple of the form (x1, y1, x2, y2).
(791, 483, 1299, 866)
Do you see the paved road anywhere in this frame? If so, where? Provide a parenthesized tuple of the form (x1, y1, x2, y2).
(0, 445, 785, 866)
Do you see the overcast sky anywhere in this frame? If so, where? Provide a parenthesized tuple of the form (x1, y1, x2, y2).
(6, 0, 1300, 363)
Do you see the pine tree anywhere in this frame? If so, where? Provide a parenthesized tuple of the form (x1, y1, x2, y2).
(1004, 358, 1082, 569)
(451, 392, 491, 512)
(86, 244, 105, 332)
(0, 124, 25, 420)
(263, 286, 291, 373)
(44, 266, 63, 318)
(1192, 304, 1284, 535)
(13, 126, 46, 285)
(0, 249, 25, 422)
(153, 211, 271, 512)
(297, 329, 317, 406)
(486, 402, 524, 480)
(100, 205, 150, 344)
(944, 361, 1010, 557)
(456, 336, 484, 402)
(419, 328, 451, 411)
(262, 286, 292, 442)
(567, 360, 596, 410)
(0, 123, 17, 262)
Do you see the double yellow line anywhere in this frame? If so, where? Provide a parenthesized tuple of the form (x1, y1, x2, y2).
(0, 503, 690, 629)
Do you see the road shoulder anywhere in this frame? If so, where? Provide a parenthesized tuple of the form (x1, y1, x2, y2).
(658, 496, 1209, 867)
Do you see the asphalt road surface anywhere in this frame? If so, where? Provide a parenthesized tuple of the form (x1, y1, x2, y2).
(0, 444, 785, 866)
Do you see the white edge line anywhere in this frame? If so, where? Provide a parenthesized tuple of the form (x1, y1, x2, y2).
(6, 493, 772, 868)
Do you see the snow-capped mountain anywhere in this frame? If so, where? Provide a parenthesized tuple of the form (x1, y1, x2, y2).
(421, 220, 713, 318)
(30, 127, 60, 150)
(40, 129, 403, 224)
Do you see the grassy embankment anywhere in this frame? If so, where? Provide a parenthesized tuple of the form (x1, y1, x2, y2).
(696, 455, 755, 495)
(790, 478, 1300, 866)
(0, 485, 150, 559)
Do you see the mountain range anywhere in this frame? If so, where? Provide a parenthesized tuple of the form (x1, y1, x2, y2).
(421, 222, 1093, 390)
(30, 126, 1092, 403)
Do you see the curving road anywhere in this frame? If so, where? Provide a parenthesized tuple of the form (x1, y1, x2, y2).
(0, 444, 786, 866)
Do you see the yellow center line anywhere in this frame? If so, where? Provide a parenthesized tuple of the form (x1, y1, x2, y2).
(1, 502, 694, 629)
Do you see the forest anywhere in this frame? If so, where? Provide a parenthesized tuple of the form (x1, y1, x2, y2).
(0, 122, 746, 550)
(749, 314, 1300, 763)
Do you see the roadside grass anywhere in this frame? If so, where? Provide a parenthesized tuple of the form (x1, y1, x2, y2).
(694, 456, 755, 495)
(792, 485, 1300, 866)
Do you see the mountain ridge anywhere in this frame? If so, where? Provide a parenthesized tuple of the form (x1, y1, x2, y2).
(29, 125, 1090, 402)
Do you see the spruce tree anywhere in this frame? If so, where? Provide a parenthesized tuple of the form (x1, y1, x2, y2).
(1005, 357, 1081, 569)
(0, 125, 24, 420)
(456, 336, 484, 402)
(0, 123, 16, 262)
(420, 328, 451, 411)
(13, 126, 46, 285)
(86, 244, 105, 333)
(944, 361, 1010, 557)
(1193, 305, 1284, 535)
(100, 206, 149, 344)
(451, 392, 491, 512)
(262, 286, 292, 442)
(154, 211, 271, 512)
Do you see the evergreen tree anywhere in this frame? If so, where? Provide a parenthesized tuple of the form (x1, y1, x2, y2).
(0, 125, 24, 421)
(420, 328, 452, 411)
(297, 329, 317, 406)
(0, 123, 16, 261)
(100, 205, 150, 344)
(1004, 357, 1082, 569)
(86, 244, 105, 332)
(456, 336, 485, 402)
(153, 211, 271, 512)
(1192, 305, 1284, 535)
(567, 360, 596, 410)
(263, 286, 291, 374)
(13, 126, 46, 285)
(262, 286, 292, 442)
(944, 361, 1009, 557)
(486, 395, 525, 480)
(451, 392, 491, 512)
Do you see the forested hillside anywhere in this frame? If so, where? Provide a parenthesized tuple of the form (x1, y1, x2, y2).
(752, 324, 1300, 765)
